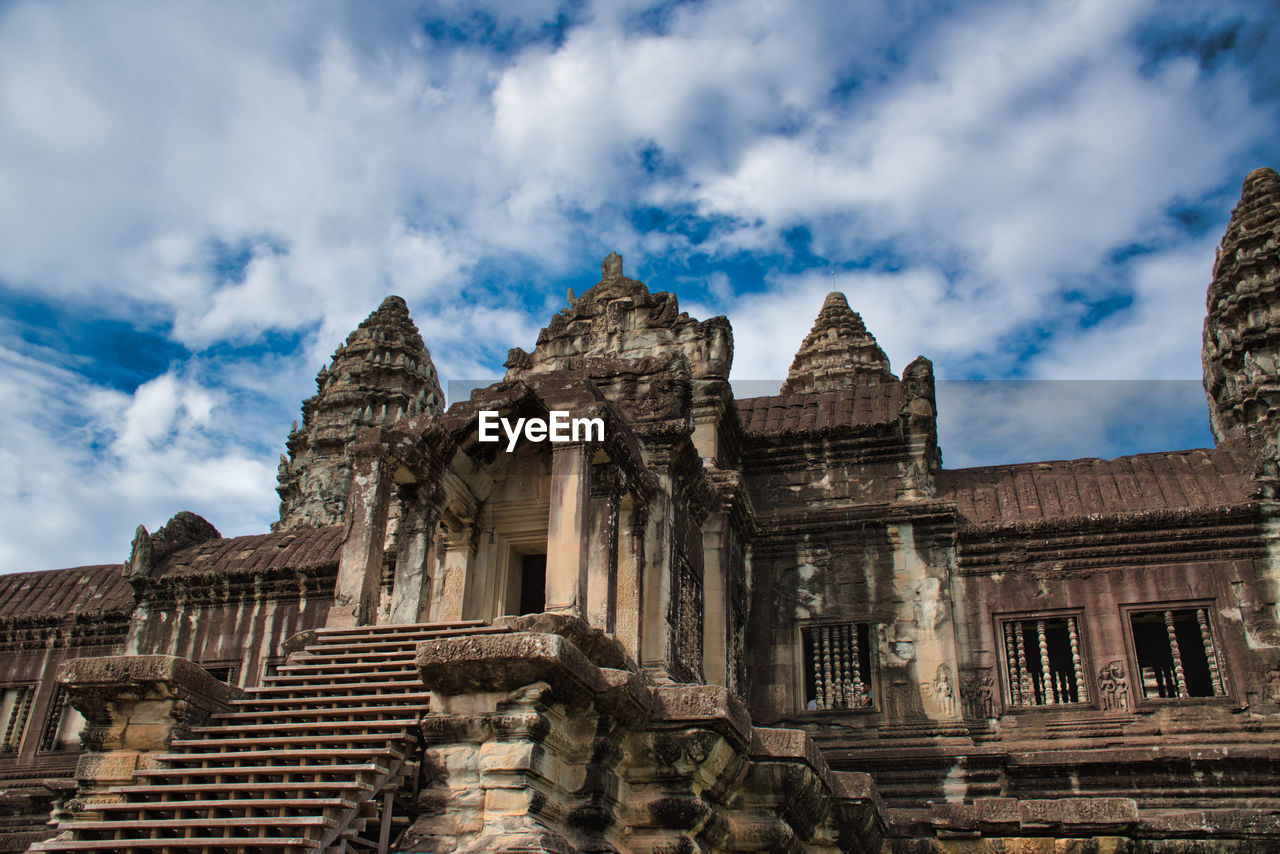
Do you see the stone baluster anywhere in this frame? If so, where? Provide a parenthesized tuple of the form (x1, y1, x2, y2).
(821, 626, 834, 709)
(1197, 608, 1225, 696)
(1037, 620, 1055, 704)
(810, 630, 825, 710)
(1164, 610, 1188, 698)
(1014, 622, 1032, 704)
(1068, 616, 1087, 703)
(849, 624, 865, 706)
(1004, 622, 1022, 705)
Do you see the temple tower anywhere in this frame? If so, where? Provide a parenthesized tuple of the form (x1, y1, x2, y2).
(275, 296, 444, 530)
(1203, 167, 1280, 454)
(781, 291, 895, 393)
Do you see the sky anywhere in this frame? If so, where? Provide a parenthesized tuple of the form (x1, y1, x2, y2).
(0, 0, 1277, 573)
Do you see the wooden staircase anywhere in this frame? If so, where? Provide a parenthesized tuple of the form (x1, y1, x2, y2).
(33, 621, 507, 854)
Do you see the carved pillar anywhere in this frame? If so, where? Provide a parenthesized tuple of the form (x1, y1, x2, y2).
(586, 467, 620, 632)
(433, 514, 474, 623)
(327, 440, 392, 628)
(614, 498, 647, 666)
(545, 443, 591, 616)
(1164, 610, 1188, 698)
(388, 483, 439, 625)
(701, 511, 729, 687)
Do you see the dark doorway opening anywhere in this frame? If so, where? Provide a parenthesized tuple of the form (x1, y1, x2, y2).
(519, 553, 546, 615)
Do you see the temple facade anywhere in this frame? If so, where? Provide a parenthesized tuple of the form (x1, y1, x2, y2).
(0, 169, 1278, 852)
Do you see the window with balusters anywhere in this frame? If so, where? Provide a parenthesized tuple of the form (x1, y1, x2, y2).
(1128, 606, 1226, 700)
(1000, 614, 1089, 707)
(800, 622, 873, 711)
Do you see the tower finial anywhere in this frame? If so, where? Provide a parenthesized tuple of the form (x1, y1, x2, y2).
(603, 252, 623, 282)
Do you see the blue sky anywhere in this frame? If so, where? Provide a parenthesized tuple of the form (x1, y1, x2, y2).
(0, 0, 1277, 572)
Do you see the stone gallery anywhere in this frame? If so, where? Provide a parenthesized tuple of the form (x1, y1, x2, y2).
(0, 168, 1278, 853)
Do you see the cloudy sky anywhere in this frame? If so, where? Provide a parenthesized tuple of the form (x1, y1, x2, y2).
(1, 0, 1277, 573)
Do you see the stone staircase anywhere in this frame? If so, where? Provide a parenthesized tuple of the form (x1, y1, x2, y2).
(33, 621, 506, 854)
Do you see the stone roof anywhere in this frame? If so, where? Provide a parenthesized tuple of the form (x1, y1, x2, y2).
(153, 525, 345, 578)
(737, 383, 903, 436)
(938, 446, 1253, 527)
(0, 564, 132, 620)
(781, 292, 894, 395)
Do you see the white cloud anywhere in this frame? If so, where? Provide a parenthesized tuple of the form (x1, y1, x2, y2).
(0, 0, 1273, 570)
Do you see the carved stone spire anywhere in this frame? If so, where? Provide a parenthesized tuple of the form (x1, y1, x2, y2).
(1202, 167, 1280, 451)
(275, 296, 444, 531)
(781, 292, 893, 394)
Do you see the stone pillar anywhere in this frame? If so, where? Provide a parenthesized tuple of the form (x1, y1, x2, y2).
(327, 440, 393, 628)
(545, 443, 591, 616)
(434, 514, 474, 623)
(586, 467, 620, 631)
(640, 472, 675, 679)
(701, 511, 729, 687)
(615, 498, 647, 666)
(56, 656, 239, 817)
(388, 483, 439, 624)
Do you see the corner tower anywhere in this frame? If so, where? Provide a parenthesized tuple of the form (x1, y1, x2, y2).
(275, 296, 444, 530)
(1203, 167, 1280, 453)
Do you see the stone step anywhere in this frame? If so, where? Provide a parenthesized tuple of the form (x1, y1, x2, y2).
(261, 668, 421, 685)
(133, 763, 394, 783)
(193, 716, 423, 733)
(245, 678, 422, 696)
(274, 660, 418, 675)
(150, 746, 406, 765)
(44, 621, 503, 849)
(35, 837, 323, 850)
(170, 732, 412, 751)
(57, 814, 337, 833)
(212, 702, 430, 723)
(310, 620, 488, 639)
(109, 781, 375, 798)
(92, 796, 356, 817)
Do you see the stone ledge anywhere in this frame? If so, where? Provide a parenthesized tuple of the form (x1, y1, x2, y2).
(417, 631, 602, 708)
(650, 684, 753, 748)
(57, 654, 241, 705)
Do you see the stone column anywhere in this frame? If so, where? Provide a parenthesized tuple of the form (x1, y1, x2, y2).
(388, 483, 439, 624)
(545, 442, 591, 616)
(434, 513, 474, 623)
(640, 471, 674, 679)
(701, 511, 729, 687)
(615, 498, 647, 666)
(327, 440, 393, 628)
(586, 467, 620, 631)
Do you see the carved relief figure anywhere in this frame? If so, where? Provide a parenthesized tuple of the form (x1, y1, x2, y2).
(1265, 664, 1280, 703)
(933, 664, 955, 716)
(961, 668, 996, 719)
(1098, 660, 1130, 712)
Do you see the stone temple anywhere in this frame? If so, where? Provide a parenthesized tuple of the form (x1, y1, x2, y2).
(1, 169, 1279, 853)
